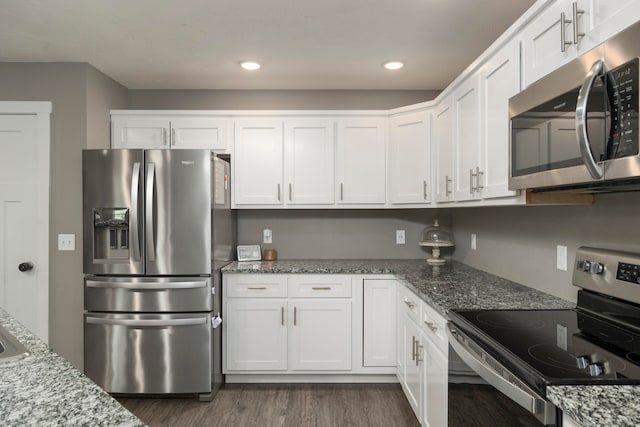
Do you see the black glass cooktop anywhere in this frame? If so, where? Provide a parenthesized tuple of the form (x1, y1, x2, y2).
(450, 307, 640, 387)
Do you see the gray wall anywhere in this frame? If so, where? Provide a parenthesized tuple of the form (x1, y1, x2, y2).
(127, 89, 440, 110)
(0, 62, 127, 369)
(86, 66, 128, 149)
(451, 192, 640, 303)
(238, 209, 452, 260)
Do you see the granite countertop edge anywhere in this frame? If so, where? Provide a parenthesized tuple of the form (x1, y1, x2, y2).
(223, 259, 640, 427)
(0, 308, 145, 427)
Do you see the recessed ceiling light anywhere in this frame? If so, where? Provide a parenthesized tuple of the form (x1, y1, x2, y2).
(383, 61, 404, 70)
(240, 61, 261, 71)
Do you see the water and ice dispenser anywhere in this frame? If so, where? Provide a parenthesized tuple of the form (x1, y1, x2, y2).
(92, 208, 130, 261)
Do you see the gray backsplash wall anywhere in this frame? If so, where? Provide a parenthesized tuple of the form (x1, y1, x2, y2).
(451, 192, 640, 303)
(238, 209, 452, 260)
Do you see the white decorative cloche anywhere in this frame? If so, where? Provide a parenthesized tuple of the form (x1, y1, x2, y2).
(419, 219, 454, 265)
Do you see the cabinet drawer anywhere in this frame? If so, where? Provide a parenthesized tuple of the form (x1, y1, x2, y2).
(421, 301, 448, 355)
(398, 284, 421, 324)
(288, 275, 351, 298)
(225, 275, 287, 298)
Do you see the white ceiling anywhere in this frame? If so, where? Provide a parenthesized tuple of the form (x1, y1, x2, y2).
(1, 0, 536, 90)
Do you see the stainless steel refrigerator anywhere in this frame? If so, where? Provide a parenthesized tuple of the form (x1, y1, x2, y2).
(82, 149, 235, 400)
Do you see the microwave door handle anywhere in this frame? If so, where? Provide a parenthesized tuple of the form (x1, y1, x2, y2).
(576, 59, 605, 179)
(145, 163, 156, 262)
(130, 162, 141, 261)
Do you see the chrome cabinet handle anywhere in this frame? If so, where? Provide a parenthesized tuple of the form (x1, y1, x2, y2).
(340, 183, 344, 201)
(572, 2, 584, 44)
(424, 320, 438, 333)
(560, 12, 573, 53)
(247, 287, 267, 290)
(404, 299, 416, 309)
(277, 183, 281, 202)
(162, 128, 167, 146)
(445, 175, 452, 196)
(411, 336, 417, 361)
(289, 183, 292, 201)
(423, 181, 428, 200)
(416, 341, 423, 366)
(171, 128, 176, 147)
(130, 162, 141, 261)
(476, 166, 484, 192)
(469, 169, 475, 194)
(576, 60, 605, 179)
(294, 306, 297, 326)
(312, 287, 331, 290)
(281, 306, 284, 326)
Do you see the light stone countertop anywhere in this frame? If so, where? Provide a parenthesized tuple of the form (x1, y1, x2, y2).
(223, 259, 640, 427)
(0, 307, 145, 427)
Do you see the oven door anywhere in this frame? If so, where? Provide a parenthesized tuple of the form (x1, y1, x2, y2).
(446, 323, 558, 426)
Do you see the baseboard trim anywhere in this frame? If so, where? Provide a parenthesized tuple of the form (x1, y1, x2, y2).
(225, 374, 399, 384)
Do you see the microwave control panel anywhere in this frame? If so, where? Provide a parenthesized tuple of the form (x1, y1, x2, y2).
(608, 58, 639, 158)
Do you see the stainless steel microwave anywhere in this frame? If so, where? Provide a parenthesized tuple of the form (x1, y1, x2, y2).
(509, 22, 640, 193)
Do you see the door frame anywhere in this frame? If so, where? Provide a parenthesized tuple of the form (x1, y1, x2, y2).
(0, 102, 51, 342)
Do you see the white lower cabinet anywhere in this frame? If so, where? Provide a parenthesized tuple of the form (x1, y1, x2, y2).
(225, 298, 288, 371)
(223, 273, 394, 376)
(397, 283, 449, 427)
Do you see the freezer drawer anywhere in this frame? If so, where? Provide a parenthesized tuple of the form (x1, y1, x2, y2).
(84, 312, 213, 394)
(85, 276, 212, 312)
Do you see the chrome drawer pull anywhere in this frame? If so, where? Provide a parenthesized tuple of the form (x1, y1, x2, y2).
(247, 286, 267, 290)
(311, 286, 332, 290)
(404, 300, 416, 309)
(424, 321, 438, 333)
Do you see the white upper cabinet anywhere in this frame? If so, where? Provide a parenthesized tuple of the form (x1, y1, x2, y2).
(479, 40, 521, 199)
(389, 111, 432, 205)
(233, 120, 284, 206)
(111, 114, 228, 151)
(112, 117, 171, 149)
(434, 99, 455, 203)
(453, 74, 482, 202)
(284, 119, 335, 205)
(336, 118, 387, 205)
(522, 0, 640, 87)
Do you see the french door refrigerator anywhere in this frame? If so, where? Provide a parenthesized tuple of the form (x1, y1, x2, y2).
(82, 149, 236, 399)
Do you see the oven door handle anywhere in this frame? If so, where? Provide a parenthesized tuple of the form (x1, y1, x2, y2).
(446, 323, 555, 425)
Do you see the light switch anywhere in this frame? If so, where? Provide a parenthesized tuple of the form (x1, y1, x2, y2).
(557, 245, 567, 271)
(396, 230, 405, 245)
(58, 234, 75, 251)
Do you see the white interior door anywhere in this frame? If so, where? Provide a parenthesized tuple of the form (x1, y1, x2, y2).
(0, 103, 50, 342)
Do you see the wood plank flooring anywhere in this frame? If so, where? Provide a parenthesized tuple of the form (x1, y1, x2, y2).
(117, 383, 420, 427)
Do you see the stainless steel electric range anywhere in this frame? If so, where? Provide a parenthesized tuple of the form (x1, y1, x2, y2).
(447, 247, 640, 426)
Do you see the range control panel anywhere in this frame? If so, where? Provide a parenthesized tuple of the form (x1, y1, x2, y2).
(616, 262, 640, 284)
(574, 247, 640, 306)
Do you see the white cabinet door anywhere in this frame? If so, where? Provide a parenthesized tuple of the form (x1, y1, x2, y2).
(389, 111, 432, 204)
(233, 120, 284, 206)
(224, 298, 288, 371)
(284, 120, 335, 205)
(480, 41, 520, 199)
(363, 279, 396, 367)
(112, 117, 170, 149)
(170, 118, 228, 151)
(576, 0, 640, 54)
(423, 340, 448, 427)
(402, 312, 422, 419)
(521, 0, 578, 87)
(434, 99, 455, 203)
(454, 74, 482, 201)
(336, 118, 386, 204)
(289, 299, 352, 371)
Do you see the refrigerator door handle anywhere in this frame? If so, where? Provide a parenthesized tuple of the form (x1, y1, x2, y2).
(86, 279, 207, 290)
(86, 316, 208, 327)
(145, 162, 156, 262)
(130, 162, 142, 261)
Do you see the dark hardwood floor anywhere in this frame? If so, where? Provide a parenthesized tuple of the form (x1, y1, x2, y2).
(117, 383, 420, 427)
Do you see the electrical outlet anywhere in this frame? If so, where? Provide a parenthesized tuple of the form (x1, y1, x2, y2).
(557, 245, 567, 271)
(58, 234, 75, 251)
(396, 230, 405, 245)
(471, 234, 477, 250)
(263, 228, 272, 244)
